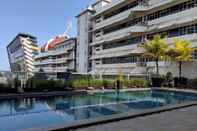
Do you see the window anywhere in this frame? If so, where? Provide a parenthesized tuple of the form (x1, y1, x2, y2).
(102, 36, 142, 49)
(102, 56, 138, 64)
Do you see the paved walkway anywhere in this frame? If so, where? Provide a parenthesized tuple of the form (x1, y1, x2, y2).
(75, 106, 197, 131)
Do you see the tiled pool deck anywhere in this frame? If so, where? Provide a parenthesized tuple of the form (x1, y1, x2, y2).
(76, 105, 197, 131)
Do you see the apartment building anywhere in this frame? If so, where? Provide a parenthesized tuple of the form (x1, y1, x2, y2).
(77, 0, 197, 78)
(7, 33, 39, 79)
(34, 35, 76, 79)
(76, 0, 112, 74)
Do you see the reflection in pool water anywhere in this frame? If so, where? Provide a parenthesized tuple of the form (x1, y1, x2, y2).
(0, 90, 196, 131)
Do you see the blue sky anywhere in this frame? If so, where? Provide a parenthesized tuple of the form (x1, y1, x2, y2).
(0, 0, 95, 70)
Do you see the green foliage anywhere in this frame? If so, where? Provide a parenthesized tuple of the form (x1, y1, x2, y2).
(115, 70, 124, 82)
(26, 77, 148, 91)
(72, 79, 89, 89)
(143, 34, 167, 59)
(188, 78, 197, 89)
(142, 34, 168, 75)
(103, 79, 114, 89)
(165, 72, 173, 83)
(33, 79, 52, 89)
(124, 79, 148, 88)
(167, 38, 192, 62)
(167, 38, 193, 78)
(89, 79, 103, 89)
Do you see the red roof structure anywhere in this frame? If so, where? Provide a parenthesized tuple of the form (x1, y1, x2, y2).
(41, 35, 68, 52)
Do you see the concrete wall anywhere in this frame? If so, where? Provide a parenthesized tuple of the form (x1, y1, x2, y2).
(76, 11, 92, 73)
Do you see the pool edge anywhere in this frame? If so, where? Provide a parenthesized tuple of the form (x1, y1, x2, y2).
(26, 101, 197, 131)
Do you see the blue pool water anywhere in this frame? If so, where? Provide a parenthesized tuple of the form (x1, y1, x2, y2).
(0, 90, 197, 131)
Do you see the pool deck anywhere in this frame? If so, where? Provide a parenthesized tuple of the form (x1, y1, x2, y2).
(75, 105, 197, 131)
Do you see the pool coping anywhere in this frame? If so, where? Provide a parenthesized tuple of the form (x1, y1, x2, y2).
(0, 87, 196, 99)
(0, 91, 88, 99)
(0, 88, 151, 99)
(24, 88, 197, 131)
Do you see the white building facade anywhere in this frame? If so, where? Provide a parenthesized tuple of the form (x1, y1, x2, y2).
(77, 0, 197, 78)
(7, 33, 39, 79)
(76, 0, 112, 74)
(34, 36, 76, 79)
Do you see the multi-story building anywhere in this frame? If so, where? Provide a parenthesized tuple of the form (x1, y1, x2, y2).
(76, 0, 112, 74)
(7, 33, 39, 79)
(77, 0, 197, 78)
(34, 35, 76, 79)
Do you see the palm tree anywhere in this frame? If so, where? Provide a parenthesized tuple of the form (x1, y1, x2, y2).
(142, 34, 168, 75)
(166, 38, 193, 78)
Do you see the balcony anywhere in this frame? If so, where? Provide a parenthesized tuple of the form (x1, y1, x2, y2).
(34, 59, 56, 65)
(93, 0, 177, 18)
(166, 34, 197, 47)
(94, 24, 147, 45)
(93, 0, 125, 17)
(148, 8, 197, 31)
(94, 44, 138, 56)
(56, 58, 68, 63)
(91, 49, 132, 60)
(94, 5, 148, 30)
(146, 61, 167, 67)
(91, 63, 137, 75)
(34, 58, 68, 66)
(35, 50, 68, 58)
(95, 63, 136, 69)
(34, 67, 68, 73)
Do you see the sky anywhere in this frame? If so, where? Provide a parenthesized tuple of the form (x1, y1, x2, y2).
(0, 0, 95, 71)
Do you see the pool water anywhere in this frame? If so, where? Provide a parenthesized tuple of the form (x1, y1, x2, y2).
(0, 90, 197, 131)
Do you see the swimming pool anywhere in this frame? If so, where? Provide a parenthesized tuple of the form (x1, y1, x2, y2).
(0, 89, 197, 131)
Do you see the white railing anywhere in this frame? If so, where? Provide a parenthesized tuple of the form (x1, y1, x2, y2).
(34, 66, 68, 73)
(93, 0, 125, 17)
(94, 5, 149, 30)
(94, 44, 138, 56)
(95, 63, 137, 69)
(34, 58, 68, 65)
(94, 24, 147, 43)
(35, 50, 68, 58)
(148, 8, 197, 30)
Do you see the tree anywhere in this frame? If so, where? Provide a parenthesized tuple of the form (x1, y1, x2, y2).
(166, 38, 192, 78)
(142, 34, 168, 75)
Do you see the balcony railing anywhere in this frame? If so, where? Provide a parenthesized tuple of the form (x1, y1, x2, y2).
(34, 58, 68, 65)
(94, 5, 148, 30)
(94, 24, 147, 44)
(34, 66, 68, 73)
(93, 44, 138, 56)
(148, 8, 197, 31)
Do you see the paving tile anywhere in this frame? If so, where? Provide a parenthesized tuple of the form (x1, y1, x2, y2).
(75, 106, 197, 131)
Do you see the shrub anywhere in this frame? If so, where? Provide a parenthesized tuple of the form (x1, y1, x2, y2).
(124, 79, 148, 88)
(72, 79, 89, 90)
(188, 78, 197, 89)
(151, 75, 165, 87)
(174, 77, 188, 88)
(53, 80, 65, 89)
(133, 79, 148, 88)
(103, 79, 114, 89)
(89, 79, 103, 89)
(163, 72, 173, 87)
